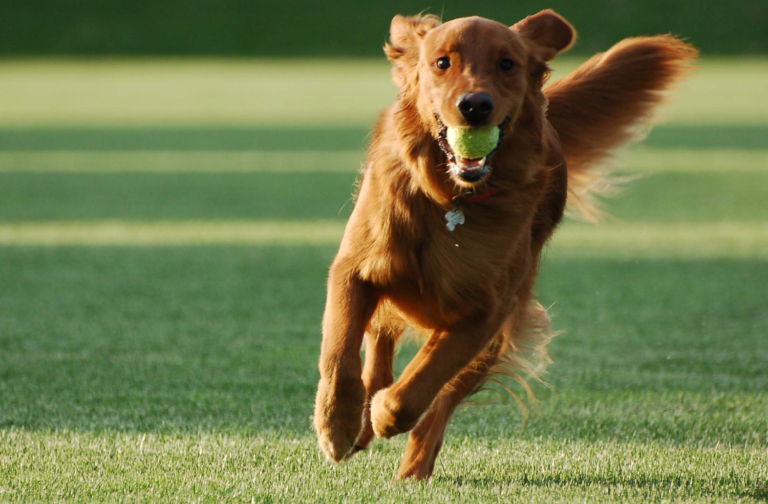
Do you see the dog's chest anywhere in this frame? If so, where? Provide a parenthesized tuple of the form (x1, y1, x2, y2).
(421, 209, 527, 292)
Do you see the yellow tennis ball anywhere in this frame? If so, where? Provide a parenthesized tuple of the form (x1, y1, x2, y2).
(446, 126, 499, 159)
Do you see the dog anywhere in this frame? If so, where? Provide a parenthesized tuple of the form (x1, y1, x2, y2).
(313, 9, 696, 480)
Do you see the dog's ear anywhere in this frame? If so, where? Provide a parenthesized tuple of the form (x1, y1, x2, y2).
(385, 14, 441, 87)
(512, 10, 575, 61)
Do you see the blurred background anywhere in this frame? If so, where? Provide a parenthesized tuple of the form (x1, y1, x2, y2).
(1, 1, 766, 501)
(2, 0, 767, 56)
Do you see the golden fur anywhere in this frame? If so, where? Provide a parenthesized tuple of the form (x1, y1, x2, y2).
(313, 10, 697, 479)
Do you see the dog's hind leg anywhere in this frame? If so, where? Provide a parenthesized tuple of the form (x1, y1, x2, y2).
(397, 334, 504, 480)
(353, 322, 403, 453)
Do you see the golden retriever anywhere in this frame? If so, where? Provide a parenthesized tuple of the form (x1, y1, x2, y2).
(313, 9, 696, 479)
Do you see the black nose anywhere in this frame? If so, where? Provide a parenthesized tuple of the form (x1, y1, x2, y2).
(456, 92, 494, 125)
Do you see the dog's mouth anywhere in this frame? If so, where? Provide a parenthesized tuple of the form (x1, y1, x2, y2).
(435, 114, 511, 184)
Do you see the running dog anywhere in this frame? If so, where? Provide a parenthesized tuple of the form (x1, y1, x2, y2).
(313, 9, 696, 479)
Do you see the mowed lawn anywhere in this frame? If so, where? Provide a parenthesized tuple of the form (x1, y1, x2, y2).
(0, 59, 767, 503)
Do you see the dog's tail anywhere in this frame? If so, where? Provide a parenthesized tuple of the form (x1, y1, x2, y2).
(544, 35, 698, 221)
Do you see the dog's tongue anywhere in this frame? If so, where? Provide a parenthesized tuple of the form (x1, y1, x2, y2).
(457, 156, 484, 168)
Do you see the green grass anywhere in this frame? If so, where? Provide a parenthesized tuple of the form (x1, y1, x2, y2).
(0, 58, 766, 502)
(1, 249, 766, 502)
(0, 171, 767, 223)
(1, 58, 767, 127)
(0, 222, 767, 260)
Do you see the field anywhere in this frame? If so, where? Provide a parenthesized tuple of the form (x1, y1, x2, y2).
(2, 1, 765, 56)
(0, 58, 767, 502)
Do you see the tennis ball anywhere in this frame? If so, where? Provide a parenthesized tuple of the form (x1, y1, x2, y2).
(446, 126, 500, 159)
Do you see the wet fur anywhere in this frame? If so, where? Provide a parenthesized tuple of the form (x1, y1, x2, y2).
(313, 10, 697, 479)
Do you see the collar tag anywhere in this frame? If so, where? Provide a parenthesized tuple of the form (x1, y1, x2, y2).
(445, 205, 465, 232)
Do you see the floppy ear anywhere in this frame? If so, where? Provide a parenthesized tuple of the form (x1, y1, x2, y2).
(513, 9, 575, 61)
(384, 14, 441, 87)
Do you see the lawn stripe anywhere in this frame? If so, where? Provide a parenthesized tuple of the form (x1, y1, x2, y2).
(621, 149, 768, 173)
(0, 148, 765, 173)
(0, 221, 346, 246)
(0, 58, 766, 127)
(0, 221, 765, 258)
(553, 221, 768, 259)
(0, 150, 364, 173)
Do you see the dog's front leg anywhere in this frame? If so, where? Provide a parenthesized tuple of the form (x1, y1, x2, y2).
(314, 258, 378, 462)
(370, 311, 502, 438)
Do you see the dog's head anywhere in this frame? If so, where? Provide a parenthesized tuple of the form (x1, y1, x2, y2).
(386, 10, 574, 186)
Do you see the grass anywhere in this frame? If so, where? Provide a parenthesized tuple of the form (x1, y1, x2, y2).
(1, 171, 767, 222)
(0, 222, 767, 260)
(1, 58, 768, 127)
(0, 58, 766, 502)
(1, 248, 766, 502)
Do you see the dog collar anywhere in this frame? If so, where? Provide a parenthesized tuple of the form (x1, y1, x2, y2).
(460, 186, 502, 203)
(445, 185, 502, 231)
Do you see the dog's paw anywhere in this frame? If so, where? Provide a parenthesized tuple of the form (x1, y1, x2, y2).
(314, 378, 365, 463)
(370, 388, 422, 439)
(398, 459, 437, 481)
(316, 423, 358, 463)
(397, 436, 443, 481)
(350, 404, 375, 453)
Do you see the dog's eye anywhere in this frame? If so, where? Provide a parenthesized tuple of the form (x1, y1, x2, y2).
(435, 57, 451, 70)
(500, 58, 517, 71)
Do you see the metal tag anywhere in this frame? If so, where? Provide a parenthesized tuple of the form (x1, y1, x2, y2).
(445, 205, 465, 232)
